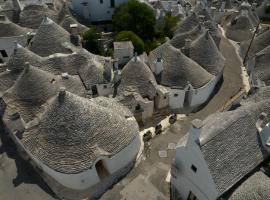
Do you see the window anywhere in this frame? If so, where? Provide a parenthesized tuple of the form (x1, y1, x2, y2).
(135, 104, 141, 111)
(187, 191, 198, 200)
(174, 93, 178, 97)
(191, 164, 197, 173)
(110, 0, 115, 7)
(96, 160, 109, 180)
(164, 96, 167, 99)
(0, 50, 8, 57)
(100, 0, 103, 4)
(103, 85, 107, 89)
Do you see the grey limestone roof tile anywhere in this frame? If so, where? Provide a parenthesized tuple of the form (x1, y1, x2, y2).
(118, 57, 157, 99)
(90, 96, 133, 118)
(29, 17, 73, 56)
(200, 100, 270, 195)
(149, 42, 213, 88)
(0, 70, 21, 93)
(174, 12, 200, 35)
(240, 28, 270, 60)
(251, 45, 270, 85)
(228, 171, 270, 200)
(19, 4, 59, 29)
(225, 11, 255, 42)
(203, 20, 222, 47)
(21, 91, 139, 174)
(189, 31, 225, 75)
(60, 14, 89, 34)
(171, 24, 206, 49)
(0, 14, 30, 37)
(7, 43, 44, 71)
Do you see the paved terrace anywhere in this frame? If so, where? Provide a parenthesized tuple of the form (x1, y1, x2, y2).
(0, 35, 243, 200)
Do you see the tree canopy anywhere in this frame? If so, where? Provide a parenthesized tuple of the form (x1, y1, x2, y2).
(112, 0, 156, 40)
(82, 29, 101, 54)
(115, 31, 145, 54)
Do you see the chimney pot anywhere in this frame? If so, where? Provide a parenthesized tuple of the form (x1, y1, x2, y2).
(24, 62, 30, 72)
(58, 87, 66, 103)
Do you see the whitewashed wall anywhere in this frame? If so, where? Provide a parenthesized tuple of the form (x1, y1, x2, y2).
(97, 83, 113, 96)
(113, 47, 134, 65)
(172, 125, 219, 200)
(71, 0, 129, 22)
(169, 88, 185, 110)
(188, 76, 217, 108)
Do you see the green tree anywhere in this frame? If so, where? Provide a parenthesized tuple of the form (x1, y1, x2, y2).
(115, 31, 145, 54)
(82, 29, 101, 54)
(112, 0, 156, 40)
(163, 12, 178, 38)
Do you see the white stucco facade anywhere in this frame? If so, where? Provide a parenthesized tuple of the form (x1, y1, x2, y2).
(0, 35, 28, 63)
(155, 85, 169, 109)
(171, 120, 219, 200)
(96, 83, 114, 96)
(113, 41, 134, 66)
(71, 0, 129, 22)
(188, 76, 217, 109)
(168, 88, 186, 110)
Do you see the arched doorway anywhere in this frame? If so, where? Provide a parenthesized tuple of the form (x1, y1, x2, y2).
(95, 160, 110, 180)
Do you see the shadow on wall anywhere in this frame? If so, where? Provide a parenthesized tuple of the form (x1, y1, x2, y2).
(0, 119, 55, 197)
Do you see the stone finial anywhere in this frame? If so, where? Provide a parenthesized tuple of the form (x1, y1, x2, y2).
(185, 38, 192, 49)
(205, 30, 210, 39)
(191, 119, 203, 129)
(24, 62, 30, 73)
(0, 15, 6, 22)
(58, 87, 66, 103)
(134, 52, 138, 62)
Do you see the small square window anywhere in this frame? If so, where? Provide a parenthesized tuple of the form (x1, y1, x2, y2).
(174, 93, 178, 97)
(100, 0, 103, 4)
(191, 164, 197, 173)
(103, 85, 107, 89)
(0, 50, 8, 57)
(164, 96, 167, 99)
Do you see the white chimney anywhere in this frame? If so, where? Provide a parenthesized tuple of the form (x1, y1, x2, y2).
(187, 119, 203, 146)
(210, 6, 216, 18)
(154, 55, 163, 75)
(58, 87, 66, 103)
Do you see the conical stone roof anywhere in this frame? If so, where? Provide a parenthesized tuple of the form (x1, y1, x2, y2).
(119, 57, 157, 99)
(29, 17, 72, 56)
(174, 12, 200, 35)
(189, 31, 225, 75)
(149, 43, 213, 88)
(19, 4, 59, 29)
(240, 28, 270, 60)
(171, 24, 206, 49)
(0, 15, 29, 37)
(22, 90, 139, 174)
(7, 43, 43, 71)
(11, 64, 58, 103)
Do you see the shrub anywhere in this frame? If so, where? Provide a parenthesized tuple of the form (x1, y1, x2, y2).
(115, 31, 145, 54)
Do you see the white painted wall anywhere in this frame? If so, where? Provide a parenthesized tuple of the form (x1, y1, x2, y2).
(155, 87, 169, 109)
(97, 83, 113, 96)
(188, 76, 217, 108)
(114, 46, 134, 65)
(140, 99, 154, 122)
(0, 35, 28, 63)
(171, 124, 219, 200)
(168, 88, 185, 110)
(71, 0, 129, 22)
